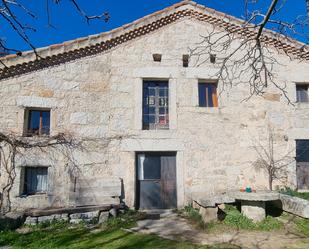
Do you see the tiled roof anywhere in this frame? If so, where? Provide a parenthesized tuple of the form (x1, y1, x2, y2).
(0, 0, 308, 80)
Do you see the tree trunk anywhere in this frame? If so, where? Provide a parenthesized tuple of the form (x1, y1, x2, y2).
(268, 176, 273, 191)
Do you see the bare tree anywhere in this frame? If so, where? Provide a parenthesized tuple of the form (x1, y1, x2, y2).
(0, 0, 109, 57)
(253, 126, 294, 191)
(190, 0, 309, 103)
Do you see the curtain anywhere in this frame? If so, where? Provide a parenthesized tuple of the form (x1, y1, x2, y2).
(26, 167, 48, 194)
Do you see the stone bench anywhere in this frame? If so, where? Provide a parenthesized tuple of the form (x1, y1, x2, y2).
(194, 191, 282, 223)
(194, 194, 236, 223)
(24, 204, 121, 225)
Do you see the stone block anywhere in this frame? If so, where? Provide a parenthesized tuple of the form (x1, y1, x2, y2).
(69, 211, 100, 220)
(70, 112, 89, 125)
(199, 207, 218, 223)
(278, 194, 309, 218)
(24, 217, 38, 226)
(263, 93, 280, 102)
(109, 208, 118, 217)
(241, 200, 265, 222)
(38, 215, 55, 223)
(69, 218, 83, 224)
(98, 211, 109, 224)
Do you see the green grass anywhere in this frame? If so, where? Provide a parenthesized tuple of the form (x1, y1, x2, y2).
(222, 206, 282, 231)
(183, 205, 208, 229)
(294, 217, 309, 237)
(0, 211, 230, 249)
(279, 187, 309, 201)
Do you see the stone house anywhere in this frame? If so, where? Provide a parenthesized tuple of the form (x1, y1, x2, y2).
(0, 1, 308, 212)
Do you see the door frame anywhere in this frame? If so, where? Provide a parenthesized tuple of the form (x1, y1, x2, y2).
(135, 151, 177, 210)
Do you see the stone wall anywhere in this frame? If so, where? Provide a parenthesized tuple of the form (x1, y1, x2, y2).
(0, 18, 309, 211)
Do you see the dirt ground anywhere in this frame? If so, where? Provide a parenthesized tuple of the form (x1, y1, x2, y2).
(130, 211, 309, 249)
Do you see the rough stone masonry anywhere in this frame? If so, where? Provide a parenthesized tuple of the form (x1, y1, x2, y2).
(0, 1, 309, 212)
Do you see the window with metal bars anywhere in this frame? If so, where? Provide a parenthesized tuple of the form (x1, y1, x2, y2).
(143, 81, 169, 130)
(24, 109, 50, 136)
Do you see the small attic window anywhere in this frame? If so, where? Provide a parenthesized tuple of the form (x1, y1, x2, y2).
(153, 54, 162, 62)
(183, 54, 189, 67)
(210, 54, 216, 64)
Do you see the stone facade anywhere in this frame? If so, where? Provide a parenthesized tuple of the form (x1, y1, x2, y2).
(0, 2, 309, 211)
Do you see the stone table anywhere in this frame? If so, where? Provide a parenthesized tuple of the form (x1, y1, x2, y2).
(230, 191, 280, 222)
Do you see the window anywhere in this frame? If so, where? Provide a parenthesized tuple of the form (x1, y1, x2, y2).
(23, 167, 48, 195)
(143, 81, 169, 130)
(296, 84, 309, 103)
(25, 109, 50, 136)
(198, 82, 218, 107)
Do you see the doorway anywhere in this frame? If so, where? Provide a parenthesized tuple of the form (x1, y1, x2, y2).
(136, 152, 177, 209)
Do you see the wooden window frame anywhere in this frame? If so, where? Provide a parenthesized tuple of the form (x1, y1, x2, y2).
(22, 166, 48, 196)
(142, 81, 169, 130)
(24, 108, 51, 137)
(198, 82, 218, 107)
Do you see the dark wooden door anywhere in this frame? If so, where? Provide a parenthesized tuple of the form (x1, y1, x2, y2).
(137, 152, 177, 209)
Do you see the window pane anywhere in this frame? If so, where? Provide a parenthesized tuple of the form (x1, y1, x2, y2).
(296, 85, 308, 102)
(28, 111, 40, 134)
(143, 156, 161, 180)
(198, 84, 206, 107)
(24, 167, 48, 195)
(27, 110, 50, 136)
(142, 81, 169, 130)
(41, 111, 50, 135)
(198, 83, 217, 107)
(148, 115, 156, 124)
(159, 88, 168, 97)
(159, 107, 167, 114)
(148, 107, 156, 114)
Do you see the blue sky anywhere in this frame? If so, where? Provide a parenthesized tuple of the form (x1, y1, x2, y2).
(1, 0, 308, 52)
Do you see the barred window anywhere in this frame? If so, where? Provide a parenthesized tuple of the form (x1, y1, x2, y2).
(143, 81, 169, 130)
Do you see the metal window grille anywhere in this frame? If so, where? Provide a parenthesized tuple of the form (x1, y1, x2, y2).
(143, 81, 169, 130)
